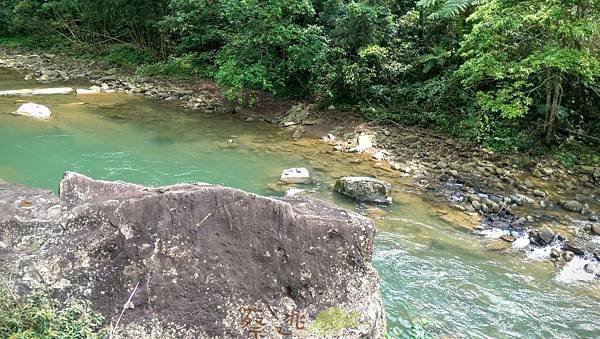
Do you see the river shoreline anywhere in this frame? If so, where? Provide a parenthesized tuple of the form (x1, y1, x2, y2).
(0, 46, 598, 279)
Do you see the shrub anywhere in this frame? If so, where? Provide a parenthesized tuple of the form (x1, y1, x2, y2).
(0, 285, 107, 338)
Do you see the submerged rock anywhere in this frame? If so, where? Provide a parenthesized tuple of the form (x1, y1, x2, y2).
(13, 103, 52, 119)
(334, 177, 391, 204)
(0, 172, 385, 338)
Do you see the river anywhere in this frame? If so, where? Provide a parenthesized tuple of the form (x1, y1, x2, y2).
(1, 67, 599, 338)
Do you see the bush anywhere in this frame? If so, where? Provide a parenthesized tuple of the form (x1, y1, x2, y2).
(101, 44, 158, 67)
(0, 285, 107, 338)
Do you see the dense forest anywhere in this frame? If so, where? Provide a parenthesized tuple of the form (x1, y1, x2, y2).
(1, 0, 599, 154)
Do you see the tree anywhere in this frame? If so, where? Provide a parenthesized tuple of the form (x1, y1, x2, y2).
(456, 0, 600, 144)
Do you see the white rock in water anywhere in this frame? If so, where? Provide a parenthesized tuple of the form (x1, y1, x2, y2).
(356, 134, 373, 152)
(0, 88, 73, 96)
(0, 89, 33, 96)
(31, 87, 74, 95)
(286, 188, 306, 196)
(76, 88, 100, 95)
(14, 103, 52, 120)
(280, 168, 310, 183)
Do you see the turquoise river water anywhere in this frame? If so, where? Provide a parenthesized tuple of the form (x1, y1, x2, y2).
(1, 68, 599, 338)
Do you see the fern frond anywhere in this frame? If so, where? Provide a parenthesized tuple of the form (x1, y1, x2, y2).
(417, 0, 484, 20)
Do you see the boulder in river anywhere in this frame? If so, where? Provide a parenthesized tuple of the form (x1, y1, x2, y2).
(334, 176, 392, 204)
(13, 103, 52, 119)
(0, 172, 385, 338)
(280, 167, 310, 183)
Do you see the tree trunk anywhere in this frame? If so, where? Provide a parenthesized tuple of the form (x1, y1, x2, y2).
(545, 76, 562, 145)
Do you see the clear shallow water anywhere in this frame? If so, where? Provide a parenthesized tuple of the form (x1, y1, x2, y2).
(1, 68, 599, 338)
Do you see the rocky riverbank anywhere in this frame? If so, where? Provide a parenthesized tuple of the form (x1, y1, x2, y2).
(0, 172, 385, 338)
(0, 46, 598, 279)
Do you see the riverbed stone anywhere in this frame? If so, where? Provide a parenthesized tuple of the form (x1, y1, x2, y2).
(13, 103, 52, 119)
(511, 194, 534, 205)
(280, 104, 309, 126)
(356, 134, 374, 152)
(334, 177, 392, 204)
(541, 167, 554, 176)
(562, 251, 575, 262)
(291, 125, 306, 140)
(0, 172, 386, 338)
(591, 224, 600, 236)
(280, 167, 310, 183)
(560, 200, 583, 213)
(539, 226, 555, 245)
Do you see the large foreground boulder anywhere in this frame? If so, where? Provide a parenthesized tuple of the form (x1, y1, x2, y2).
(334, 177, 392, 204)
(0, 172, 385, 338)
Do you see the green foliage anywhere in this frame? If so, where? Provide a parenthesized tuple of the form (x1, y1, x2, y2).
(0, 285, 106, 338)
(101, 44, 158, 67)
(136, 54, 200, 77)
(417, 0, 482, 19)
(456, 0, 600, 121)
(309, 307, 360, 334)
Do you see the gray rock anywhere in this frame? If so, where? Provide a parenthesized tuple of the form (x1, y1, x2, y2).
(592, 224, 600, 236)
(100, 75, 117, 82)
(533, 189, 546, 197)
(1, 172, 385, 338)
(495, 167, 507, 176)
(560, 200, 583, 213)
(539, 226, 555, 244)
(511, 194, 534, 205)
(541, 167, 554, 176)
(550, 248, 561, 258)
(468, 194, 481, 202)
(471, 200, 482, 211)
(280, 105, 309, 126)
(562, 251, 575, 262)
(291, 126, 306, 140)
(334, 177, 392, 204)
